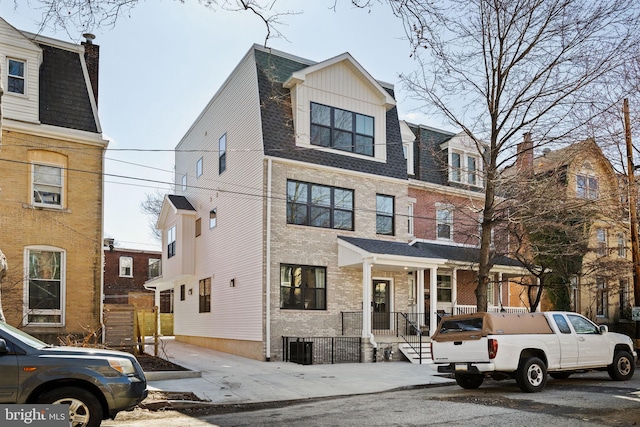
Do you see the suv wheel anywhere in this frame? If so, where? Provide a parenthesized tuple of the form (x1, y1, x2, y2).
(38, 386, 103, 427)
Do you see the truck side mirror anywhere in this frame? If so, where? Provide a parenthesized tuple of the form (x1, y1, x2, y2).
(0, 338, 7, 354)
(599, 325, 608, 334)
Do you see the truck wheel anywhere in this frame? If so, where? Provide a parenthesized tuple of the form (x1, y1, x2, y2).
(607, 351, 635, 381)
(37, 387, 103, 427)
(455, 373, 484, 389)
(549, 372, 571, 380)
(516, 356, 547, 393)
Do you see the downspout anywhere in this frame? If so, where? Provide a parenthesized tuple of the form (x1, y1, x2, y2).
(99, 147, 106, 343)
(265, 158, 272, 360)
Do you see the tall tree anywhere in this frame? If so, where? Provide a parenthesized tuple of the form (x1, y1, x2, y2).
(383, 0, 640, 311)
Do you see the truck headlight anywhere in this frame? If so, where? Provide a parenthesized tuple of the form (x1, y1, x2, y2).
(108, 358, 136, 375)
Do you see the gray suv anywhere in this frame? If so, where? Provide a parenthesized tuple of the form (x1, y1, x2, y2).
(0, 321, 147, 427)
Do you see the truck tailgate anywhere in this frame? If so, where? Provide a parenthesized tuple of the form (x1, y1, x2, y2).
(432, 337, 490, 363)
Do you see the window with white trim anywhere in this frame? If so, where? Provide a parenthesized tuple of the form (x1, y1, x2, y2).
(33, 164, 63, 208)
(196, 157, 203, 178)
(450, 150, 481, 187)
(181, 174, 187, 192)
(437, 274, 452, 302)
(310, 102, 374, 156)
(8, 58, 25, 94)
(119, 256, 133, 277)
(209, 209, 217, 229)
(618, 233, 626, 257)
(25, 247, 65, 325)
(148, 258, 161, 279)
(167, 226, 176, 258)
(219, 134, 227, 174)
(576, 162, 598, 199)
(403, 142, 414, 175)
(596, 228, 607, 257)
(407, 202, 414, 236)
(436, 205, 453, 240)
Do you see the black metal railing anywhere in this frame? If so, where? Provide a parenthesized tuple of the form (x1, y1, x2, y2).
(282, 336, 362, 365)
(397, 312, 427, 364)
(341, 312, 425, 336)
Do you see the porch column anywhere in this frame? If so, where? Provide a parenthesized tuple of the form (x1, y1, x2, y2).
(362, 258, 373, 337)
(154, 288, 161, 335)
(498, 272, 504, 309)
(417, 269, 425, 326)
(451, 267, 458, 315)
(429, 267, 438, 334)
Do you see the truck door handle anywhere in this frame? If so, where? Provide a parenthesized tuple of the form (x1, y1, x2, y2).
(578, 337, 585, 342)
(454, 341, 462, 345)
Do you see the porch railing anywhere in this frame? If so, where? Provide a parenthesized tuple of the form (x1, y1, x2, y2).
(454, 305, 529, 315)
(341, 312, 425, 336)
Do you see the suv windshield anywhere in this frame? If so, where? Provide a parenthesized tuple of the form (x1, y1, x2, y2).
(0, 321, 49, 349)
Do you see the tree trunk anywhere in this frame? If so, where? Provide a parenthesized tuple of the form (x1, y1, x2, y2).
(0, 249, 6, 322)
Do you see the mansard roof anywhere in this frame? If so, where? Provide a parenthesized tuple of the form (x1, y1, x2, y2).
(254, 46, 408, 180)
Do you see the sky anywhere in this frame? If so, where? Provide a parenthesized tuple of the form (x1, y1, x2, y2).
(0, 0, 446, 250)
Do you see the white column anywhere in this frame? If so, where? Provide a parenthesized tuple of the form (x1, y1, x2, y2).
(451, 267, 458, 315)
(429, 267, 438, 334)
(498, 272, 504, 309)
(154, 287, 161, 335)
(417, 269, 425, 326)
(362, 258, 373, 337)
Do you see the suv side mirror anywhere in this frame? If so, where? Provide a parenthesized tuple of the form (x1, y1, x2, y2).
(599, 325, 608, 334)
(0, 339, 8, 354)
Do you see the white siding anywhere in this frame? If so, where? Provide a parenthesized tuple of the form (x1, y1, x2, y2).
(291, 61, 388, 161)
(172, 51, 265, 342)
(0, 19, 42, 123)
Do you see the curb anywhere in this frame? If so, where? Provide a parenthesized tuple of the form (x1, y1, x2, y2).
(144, 370, 202, 381)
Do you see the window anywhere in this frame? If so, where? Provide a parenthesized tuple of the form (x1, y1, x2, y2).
(8, 58, 25, 94)
(618, 233, 626, 257)
(33, 164, 63, 207)
(180, 284, 185, 301)
(196, 157, 203, 178)
(148, 258, 161, 279)
(280, 264, 326, 310)
(437, 274, 452, 302)
(436, 206, 453, 240)
(26, 247, 64, 325)
(376, 194, 394, 235)
(596, 277, 607, 317)
(199, 277, 211, 313)
(620, 279, 630, 318)
(167, 226, 176, 258)
(407, 202, 414, 236)
(286, 180, 354, 230)
(596, 228, 607, 256)
(209, 209, 217, 229)
(467, 156, 477, 186)
(310, 102, 374, 156)
(219, 134, 227, 174)
(487, 280, 495, 306)
(553, 314, 572, 334)
(403, 142, 414, 175)
(450, 150, 481, 186)
(567, 314, 599, 334)
(181, 174, 187, 191)
(576, 163, 598, 199)
(451, 153, 461, 182)
(119, 256, 133, 277)
(195, 218, 202, 237)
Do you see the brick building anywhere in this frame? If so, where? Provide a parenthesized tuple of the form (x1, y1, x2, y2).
(102, 240, 166, 310)
(0, 18, 106, 341)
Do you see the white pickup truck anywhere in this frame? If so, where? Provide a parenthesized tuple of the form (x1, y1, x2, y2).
(430, 311, 637, 392)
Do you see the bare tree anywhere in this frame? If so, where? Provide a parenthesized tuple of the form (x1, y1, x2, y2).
(383, 0, 640, 312)
(140, 190, 164, 241)
(18, 0, 297, 44)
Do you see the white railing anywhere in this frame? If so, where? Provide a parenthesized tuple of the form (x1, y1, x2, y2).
(454, 305, 529, 315)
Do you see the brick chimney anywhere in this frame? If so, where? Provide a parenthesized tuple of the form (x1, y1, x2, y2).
(82, 33, 99, 106)
(516, 132, 534, 171)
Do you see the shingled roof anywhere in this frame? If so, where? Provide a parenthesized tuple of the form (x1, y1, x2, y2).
(254, 48, 408, 180)
(38, 43, 99, 133)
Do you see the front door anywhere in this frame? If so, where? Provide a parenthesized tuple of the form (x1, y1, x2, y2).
(372, 280, 390, 329)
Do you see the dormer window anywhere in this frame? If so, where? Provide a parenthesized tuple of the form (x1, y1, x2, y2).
(310, 102, 374, 157)
(577, 162, 598, 199)
(450, 150, 481, 187)
(8, 58, 25, 94)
